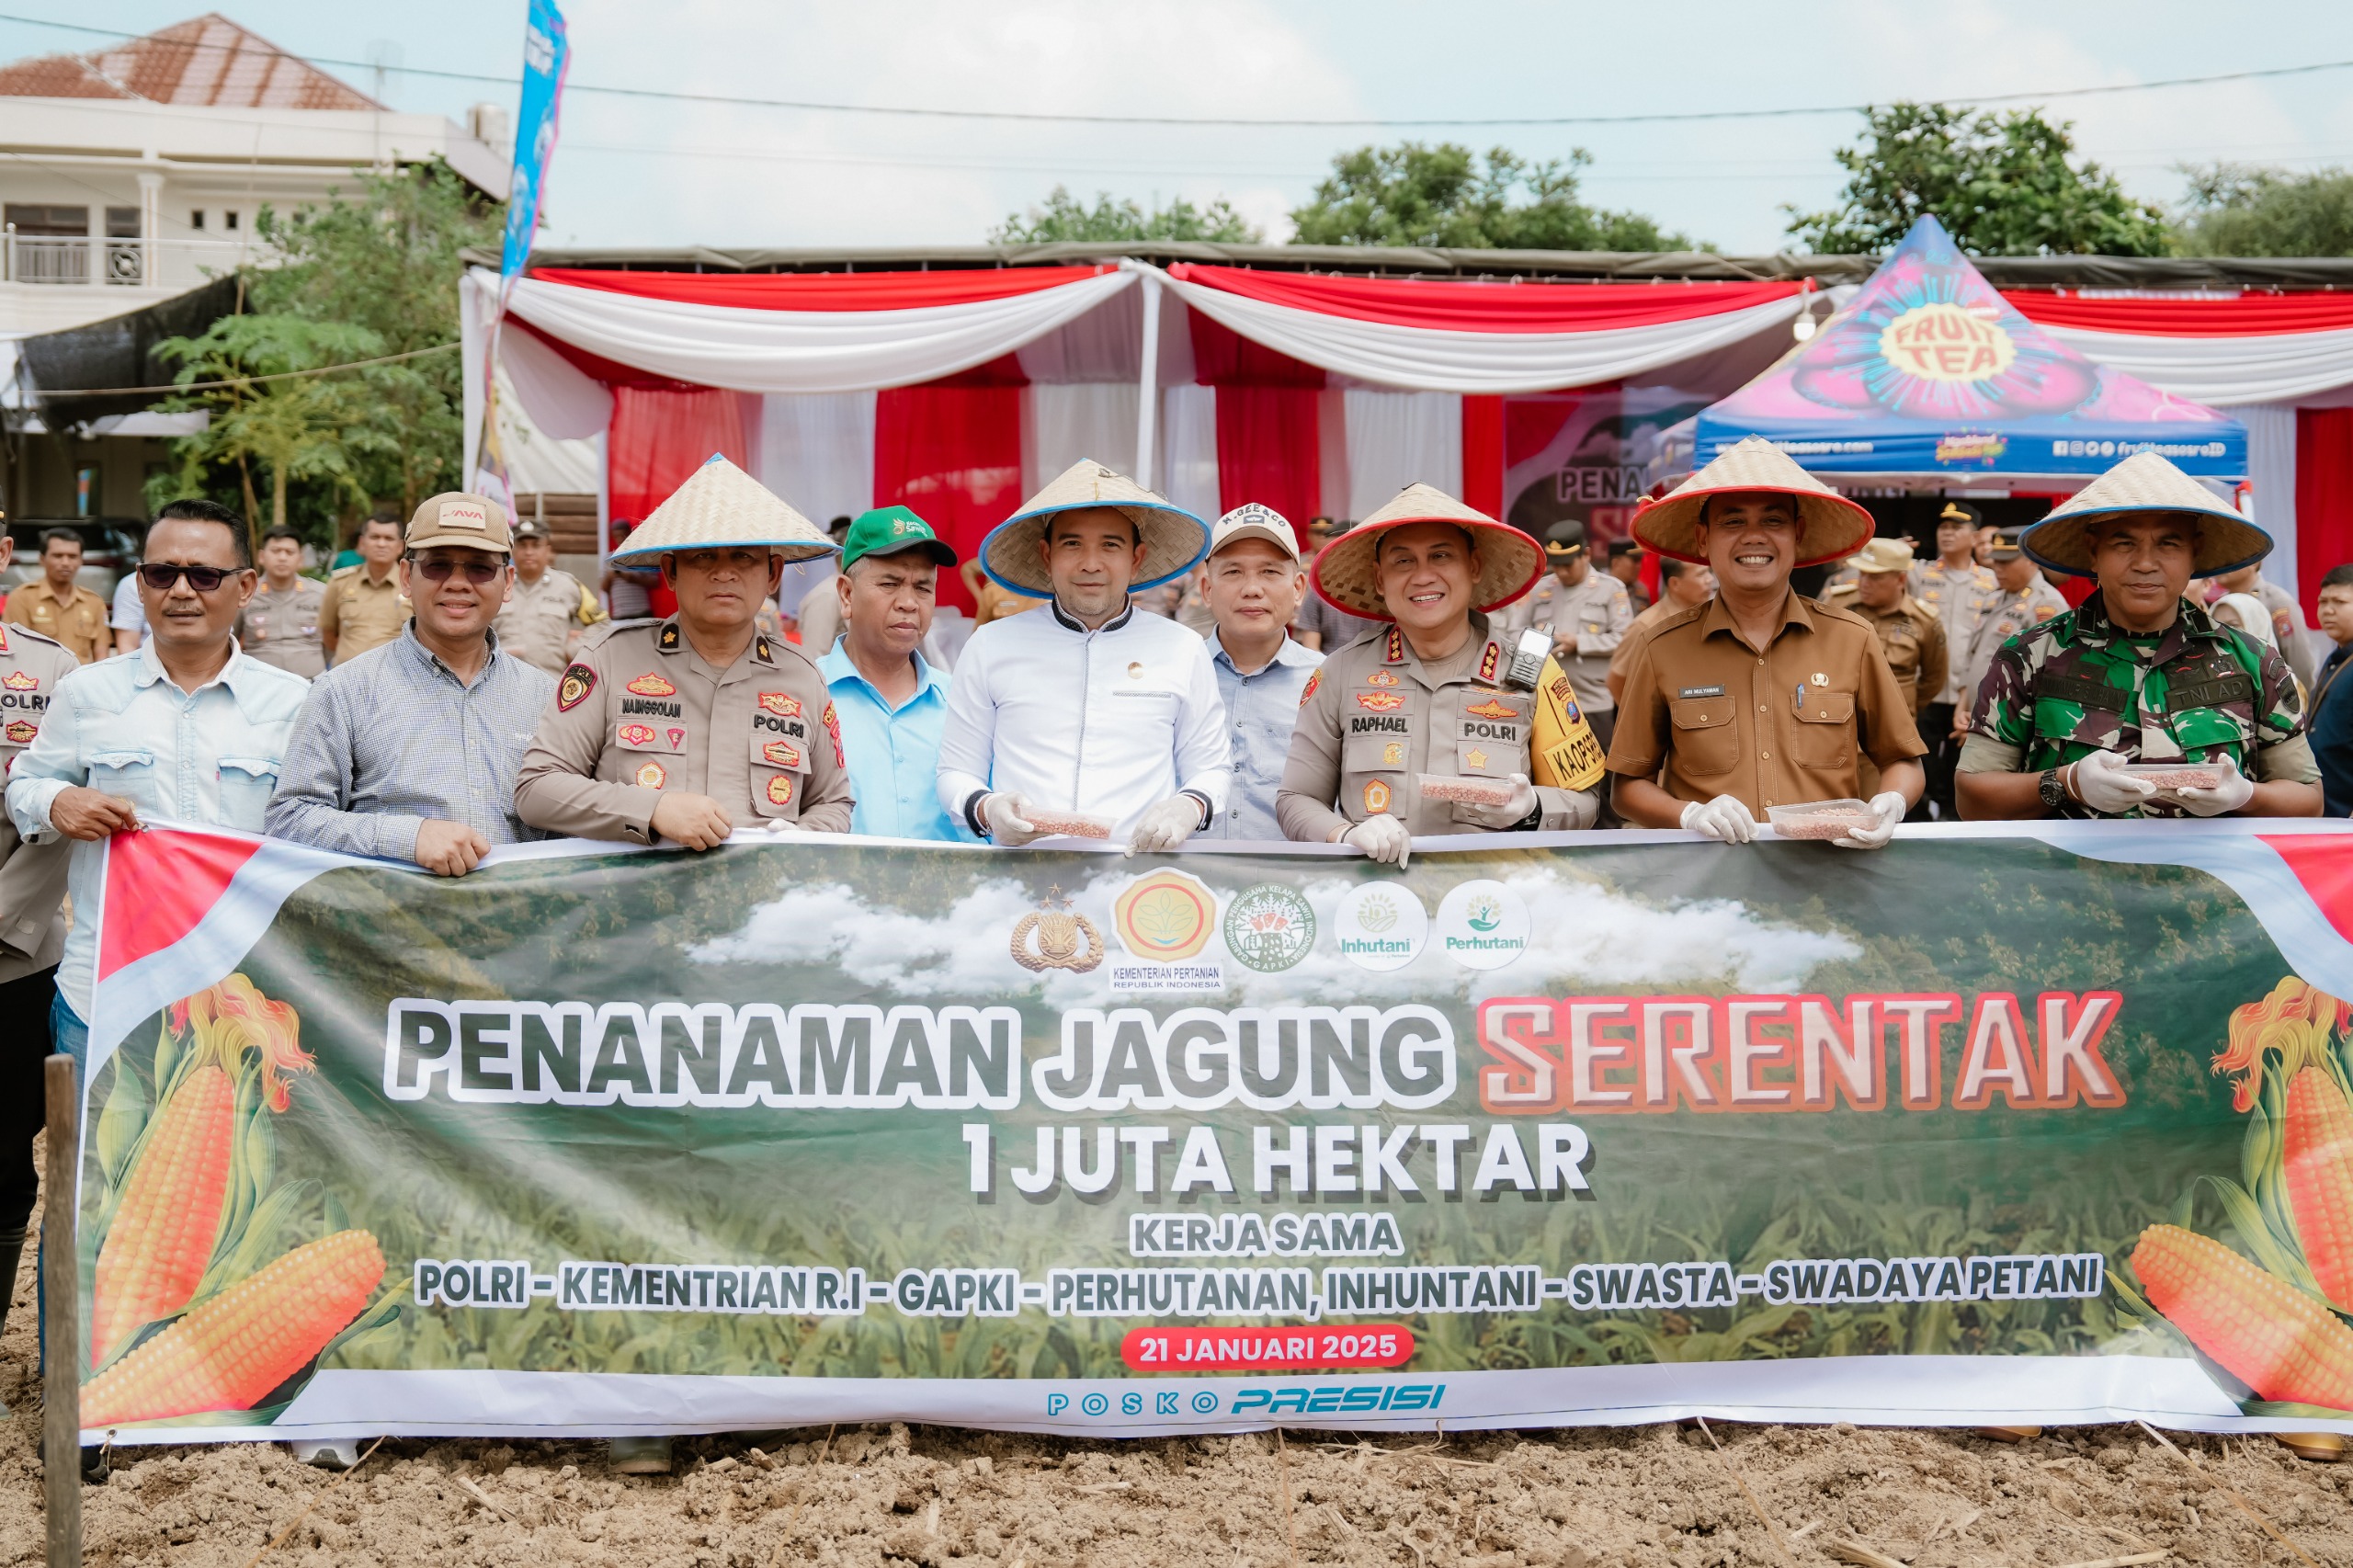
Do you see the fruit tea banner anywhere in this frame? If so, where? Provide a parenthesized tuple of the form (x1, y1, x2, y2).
(72, 821, 2353, 1444)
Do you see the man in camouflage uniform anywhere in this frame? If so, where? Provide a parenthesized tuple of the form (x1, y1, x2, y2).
(1957, 452, 2321, 821)
(1952, 528, 2068, 730)
(1500, 519, 1634, 748)
(1823, 537, 1946, 718)
(1910, 501, 2003, 818)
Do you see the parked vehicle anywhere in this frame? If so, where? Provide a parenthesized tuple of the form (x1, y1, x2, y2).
(1, 517, 143, 602)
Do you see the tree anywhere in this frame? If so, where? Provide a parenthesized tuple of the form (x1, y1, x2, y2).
(1785, 103, 2169, 257)
(991, 187, 1262, 244)
(1288, 142, 1697, 251)
(2175, 164, 2353, 256)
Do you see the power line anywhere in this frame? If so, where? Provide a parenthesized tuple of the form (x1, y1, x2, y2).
(38, 341, 457, 399)
(2, 10, 2349, 130)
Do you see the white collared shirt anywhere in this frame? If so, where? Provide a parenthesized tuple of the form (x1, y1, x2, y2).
(937, 597, 1232, 838)
(6, 639, 312, 1018)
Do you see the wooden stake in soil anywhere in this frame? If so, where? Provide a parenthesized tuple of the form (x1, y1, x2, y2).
(42, 1054, 79, 1568)
(1272, 1426, 1301, 1568)
(1694, 1417, 1797, 1568)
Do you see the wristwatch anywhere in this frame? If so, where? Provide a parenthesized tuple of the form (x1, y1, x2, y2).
(2038, 767, 2068, 814)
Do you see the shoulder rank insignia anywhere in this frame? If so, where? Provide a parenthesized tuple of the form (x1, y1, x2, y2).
(557, 664, 597, 711)
(1383, 626, 1404, 663)
(1478, 641, 1500, 684)
(759, 691, 802, 718)
(1298, 671, 1321, 708)
(658, 623, 682, 651)
(756, 634, 774, 663)
(1356, 690, 1404, 711)
(626, 673, 676, 698)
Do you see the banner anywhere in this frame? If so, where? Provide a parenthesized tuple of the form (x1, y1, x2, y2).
(72, 820, 2353, 1443)
(472, 0, 571, 502)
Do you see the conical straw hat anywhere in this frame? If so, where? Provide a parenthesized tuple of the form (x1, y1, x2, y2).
(2021, 450, 2269, 578)
(1309, 483, 1542, 620)
(980, 460, 1210, 596)
(609, 454, 836, 564)
(1632, 436, 1875, 567)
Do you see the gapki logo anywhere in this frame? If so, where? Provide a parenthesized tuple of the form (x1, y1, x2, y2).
(1108, 869, 1226, 994)
(1434, 879, 1529, 971)
(1336, 883, 1427, 972)
(1222, 883, 1315, 973)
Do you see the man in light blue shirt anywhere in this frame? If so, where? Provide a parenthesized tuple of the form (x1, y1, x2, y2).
(6, 498, 311, 1060)
(1199, 504, 1323, 840)
(818, 506, 972, 841)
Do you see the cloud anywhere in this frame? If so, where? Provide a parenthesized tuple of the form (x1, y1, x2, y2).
(688, 858, 1859, 1006)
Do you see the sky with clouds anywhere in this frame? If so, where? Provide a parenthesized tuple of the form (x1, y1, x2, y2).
(20, 2, 2353, 252)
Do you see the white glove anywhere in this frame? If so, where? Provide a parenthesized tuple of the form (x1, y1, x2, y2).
(979, 791, 1046, 847)
(1453, 772, 1540, 831)
(2067, 750, 2155, 816)
(1832, 790, 1909, 851)
(1125, 794, 1205, 857)
(1343, 813, 1414, 868)
(1679, 795, 1758, 844)
(763, 816, 805, 834)
(2169, 755, 2256, 817)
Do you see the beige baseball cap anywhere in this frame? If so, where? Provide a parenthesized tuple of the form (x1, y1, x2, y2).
(1851, 536, 1916, 575)
(407, 493, 513, 555)
(1208, 502, 1302, 563)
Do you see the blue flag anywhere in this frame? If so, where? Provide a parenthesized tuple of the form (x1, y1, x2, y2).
(500, 0, 570, 279)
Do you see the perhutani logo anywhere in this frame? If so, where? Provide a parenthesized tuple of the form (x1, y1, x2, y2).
(1436, 879, 1529, 971)
(1337, 884, 1426, 972)
(1222, 884, 1315, 973)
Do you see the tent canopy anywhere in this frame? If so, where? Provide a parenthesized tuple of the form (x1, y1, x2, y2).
(1693, 217, 2246, 482)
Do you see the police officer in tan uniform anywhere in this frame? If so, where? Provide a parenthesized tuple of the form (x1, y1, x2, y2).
(1954, 528, 2069, 729)
(0, 517, 81, 1338)
(1822, 537, 1947, 718)
(1500, 519, 1634, 749)
(1278, 484, 1601, 865)
(494, 517, 607, 676)
(515, 456, 851, 847)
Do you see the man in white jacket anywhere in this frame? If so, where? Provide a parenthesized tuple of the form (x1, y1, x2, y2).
(938, 460, 1230, 855)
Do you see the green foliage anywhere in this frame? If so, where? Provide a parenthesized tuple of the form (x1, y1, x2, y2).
(2175, 163, 2353, 256)
(991, 186, 1263, 244)
(1289, 142, 1698, 251)
(1786, 102, 2170, 257)
(146, 157, 499, 547)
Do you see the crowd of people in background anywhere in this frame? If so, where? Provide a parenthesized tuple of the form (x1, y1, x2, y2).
(0, 437, 2344, 1471)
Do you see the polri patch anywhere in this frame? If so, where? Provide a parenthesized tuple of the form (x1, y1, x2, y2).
(822, 701, 845, 767)
(557, 664, 597, 711)
(1299, 671, 1321, 707)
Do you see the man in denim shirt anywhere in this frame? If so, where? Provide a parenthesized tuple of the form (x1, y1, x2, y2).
(1199, 504, 1321, 840)
(5, 498, 310, 1067)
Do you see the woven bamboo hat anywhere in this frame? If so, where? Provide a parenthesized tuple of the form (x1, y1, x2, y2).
(1309, 483, 1542, 620)
(608, 454, 836, 564)
(1632, 436, 1875, 567)
(2020, 450, 2269, 578)
(979, 460, 1210, 596)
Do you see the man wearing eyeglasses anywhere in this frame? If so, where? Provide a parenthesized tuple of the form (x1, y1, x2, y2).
(6, 497, 310, 1073)
(267, 494, 554, 875)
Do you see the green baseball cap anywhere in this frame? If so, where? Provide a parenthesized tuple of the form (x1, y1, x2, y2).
(841, 505, 959, 570)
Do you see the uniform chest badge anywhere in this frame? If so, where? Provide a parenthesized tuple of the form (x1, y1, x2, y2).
(1357, 691, 1404, 711)
(759, 691, 802, 718)
(822, 700, 845, 767)
(626, 673, 676, 698)
(766, 775, 795, 807)
(1467, 748, 1489, 769)
(667, 727, 687, 749)
(633, 759, 667, 789)
(1363, 778, 1392, 814)
(1381, 742, 1404, 766)
(1464, 697, 1517, 720)
(1299, 672, 1321, 707)
(557, 665, 597, 711)
(2, 672, 38, 692)
(1811, 672, 1828, 686)
(763, 739, 801, 768)
(4, 720, 34, 744)
(619, 722, 658, 748)
(1367, 669, 1399, 687)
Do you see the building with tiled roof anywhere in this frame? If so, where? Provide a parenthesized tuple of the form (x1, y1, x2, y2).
(0, 13, 384, 109)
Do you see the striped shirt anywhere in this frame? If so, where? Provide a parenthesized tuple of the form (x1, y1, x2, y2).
(267, 623, 554, 861)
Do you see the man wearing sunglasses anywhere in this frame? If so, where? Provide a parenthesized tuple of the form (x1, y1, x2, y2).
(6, 497, 310, 1074)
(267, 494, 554, 876)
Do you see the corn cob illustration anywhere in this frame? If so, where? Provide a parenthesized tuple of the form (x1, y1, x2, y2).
(2285, 1067, 2353, 1313)
(80, 1229, 384, 1428)
(90, 1064, 235, 1364)
(2131, 1223, 2353, 1412)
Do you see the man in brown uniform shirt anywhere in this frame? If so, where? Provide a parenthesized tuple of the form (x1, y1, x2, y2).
(3, 530, 110, 663)
(318, 516, 410, 665)
(515, 456, 850, 846)
(1822, 537, 1948, 718)
(1609, 437, 1925, 846)
(1279, 484, 1601, 865)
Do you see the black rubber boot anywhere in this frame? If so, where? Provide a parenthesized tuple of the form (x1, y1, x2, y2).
(0, 1232, 22, 1342)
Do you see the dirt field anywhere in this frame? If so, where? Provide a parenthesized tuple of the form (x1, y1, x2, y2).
(6, 1180, 2351, 1568)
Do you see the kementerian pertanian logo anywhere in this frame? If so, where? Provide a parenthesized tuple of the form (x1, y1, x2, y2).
(1223, 884, 1316, 972)
(1109, 869, 1224, 994)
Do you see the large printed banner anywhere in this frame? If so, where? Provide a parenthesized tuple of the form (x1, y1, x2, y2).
(72, 820, 2353, 1443)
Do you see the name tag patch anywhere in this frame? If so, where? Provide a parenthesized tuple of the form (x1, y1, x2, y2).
(1678, 685, 1726, 699)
